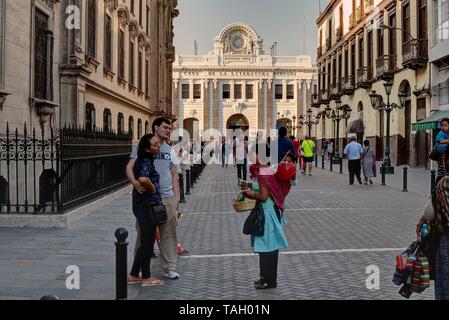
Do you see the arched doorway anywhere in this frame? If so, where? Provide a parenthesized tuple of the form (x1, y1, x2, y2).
(227, 114, 249, 135)
(399, 80, 412, 165)
(276, 118, 293, 137)
(183, 118, 200, 142)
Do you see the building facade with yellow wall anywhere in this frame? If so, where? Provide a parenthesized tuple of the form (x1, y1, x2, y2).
(316, 0, 431, 168)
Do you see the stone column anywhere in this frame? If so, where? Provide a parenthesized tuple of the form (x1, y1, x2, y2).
(218, 81, 223, 134)
(268, 80, 274, 131)
(203, 80, 210, 131)
(212, 80, 219, 131)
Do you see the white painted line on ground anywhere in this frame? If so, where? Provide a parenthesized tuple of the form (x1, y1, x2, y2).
(185, 207, 421, 216)
(179, 248, 406, 259)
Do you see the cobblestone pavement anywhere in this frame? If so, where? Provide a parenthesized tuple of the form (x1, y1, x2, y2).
(0, 164, 435, 300)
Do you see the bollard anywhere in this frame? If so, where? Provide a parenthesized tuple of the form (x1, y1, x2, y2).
(322, 154, 325, 169)
(315, 154, 318, 167)
(403, 167, 408, 192)
(339, 158, 343, 174)
(115, 228, 128, 300)
(381, 164, 386, 186)
(431, 170, 436, 197)
(330, 157, 333, 172)
(179, 173, 186, 203)
(186, 169, 191, 195)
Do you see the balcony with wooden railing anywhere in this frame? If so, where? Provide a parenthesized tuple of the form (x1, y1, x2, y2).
(402, 39, 428, 70)
(376, 55, 397, 80)
(340, 76, 355, 96)
(356, 66, 374, 89)
(336, 26, 343, 41)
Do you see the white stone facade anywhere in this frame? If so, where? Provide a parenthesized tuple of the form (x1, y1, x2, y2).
(173, 23, 317, 140)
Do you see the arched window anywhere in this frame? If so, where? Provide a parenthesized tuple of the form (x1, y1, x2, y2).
(137, 119, 142, 139)
(357, 102, 364, 120)
(117, 113, 124, 134)
(129, 116, 134, 139)
(103, 108, 112, 132)
(85, 103, 96, 131)
(145, 121, 149, 134)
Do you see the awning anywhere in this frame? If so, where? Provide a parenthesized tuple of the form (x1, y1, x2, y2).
(346, 119, 364, 134)
(412, 110, 449, 132)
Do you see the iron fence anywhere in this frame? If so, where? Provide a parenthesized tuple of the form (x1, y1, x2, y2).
(0, 123, 132, 214)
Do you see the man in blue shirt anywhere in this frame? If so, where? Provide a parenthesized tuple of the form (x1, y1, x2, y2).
(343, 136, 363, 185)
(277, 127, 296, 164)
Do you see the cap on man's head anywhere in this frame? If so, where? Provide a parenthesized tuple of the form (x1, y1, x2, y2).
(350, 136, 357, 142)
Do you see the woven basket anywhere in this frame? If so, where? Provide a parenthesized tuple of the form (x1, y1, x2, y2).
(232, 192, 256, 213)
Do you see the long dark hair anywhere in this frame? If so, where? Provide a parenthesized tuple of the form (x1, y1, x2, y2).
(137, 134, 156, 159)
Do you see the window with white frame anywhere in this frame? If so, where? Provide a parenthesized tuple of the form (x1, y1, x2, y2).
(287, 85, 295, 100)
(34, 8, 54, 100)
(194, 84, 201, 99)
(234, 84, 242, 100)
(182, 84, 190, 99)
(435, 0, 449, 44)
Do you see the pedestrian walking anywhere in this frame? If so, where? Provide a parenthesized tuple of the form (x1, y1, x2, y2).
(277, 127, 295, 164)
(435, 118, 449, 185)
(290, 136, 300, 165)
(128, 134, 165, 287)
(327, 140, 334, 160)
(221, 138, 231, 167)
(417, 147, 449, 300)
(322, 139, 329, 160)
(301, 135, 315, 176)
(343, 136, 363, 185)
(361, 140, 376, 185)
(235, 134, 248, 183)
(127, 117, 181, 280)
(242, 146, 291, 290)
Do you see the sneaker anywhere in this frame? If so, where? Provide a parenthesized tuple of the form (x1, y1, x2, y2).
(164, 271, 180, 280)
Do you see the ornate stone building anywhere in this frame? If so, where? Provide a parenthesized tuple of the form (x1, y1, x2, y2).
(0, 0, 178, 142)
(172, 23, 317, 141)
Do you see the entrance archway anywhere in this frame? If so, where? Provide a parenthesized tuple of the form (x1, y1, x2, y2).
(227, 114, 249, 135)
(183, 118, 200, 142)
(276, 118, 293, 137)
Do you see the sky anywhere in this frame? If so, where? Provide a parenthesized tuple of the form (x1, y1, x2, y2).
(174, 0, 331, 62)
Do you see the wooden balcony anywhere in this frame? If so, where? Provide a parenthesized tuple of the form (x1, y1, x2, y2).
(340, 76, 355, 96)
(402, 39, 428, 70)
(357, 66, 374, 89)
(336, 26, 343, 41)
(376, 55, 397, 80)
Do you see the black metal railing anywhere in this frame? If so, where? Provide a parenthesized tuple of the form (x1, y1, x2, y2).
(402, 39, 428, 70)
(340, 76, 355, 96)
(0, 123, 132, 214)
(357, 66, 374, 89)
(376, 55, 397, 80)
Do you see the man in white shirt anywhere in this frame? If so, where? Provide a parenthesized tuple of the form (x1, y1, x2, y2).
(343, 136, 363, 185)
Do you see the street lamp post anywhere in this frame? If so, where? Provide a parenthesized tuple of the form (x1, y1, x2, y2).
(369, 81, 408, 175)
(324, 98, 352, 161)
(299, 109, 321, 138)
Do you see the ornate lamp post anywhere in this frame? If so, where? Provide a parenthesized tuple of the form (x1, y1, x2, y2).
(299, 108, 321, 138)
(324, 97, 352, 161)
(369, 81, 407, 175)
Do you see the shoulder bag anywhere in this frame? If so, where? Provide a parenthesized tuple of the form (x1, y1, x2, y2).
(243, 202, 265, 236)
(146, 201, 168, 225)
